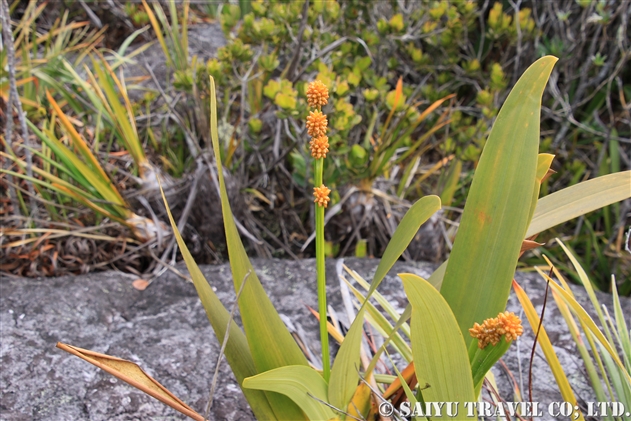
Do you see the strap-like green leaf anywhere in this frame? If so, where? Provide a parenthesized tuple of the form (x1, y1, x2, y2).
(328, 195, 440, 411)
(526, 171, 631, 237)
(440, 56, 557, 344)
(243, 366, 336, 421)
(209, 77, 307, 420)
(158, 185, 277, 420)
(401, 273, 476, 409)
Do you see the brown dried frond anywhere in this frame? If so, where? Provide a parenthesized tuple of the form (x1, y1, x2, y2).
(309, 136, 329, 159)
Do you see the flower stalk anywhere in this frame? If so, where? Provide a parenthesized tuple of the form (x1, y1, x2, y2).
(306, 80, 331, 381)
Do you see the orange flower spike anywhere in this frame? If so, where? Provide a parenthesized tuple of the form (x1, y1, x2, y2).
(309, 135, 329, 159)
(306, 110, 328, 138)
(497, 311, 524, 342)
(313, 184, 331, 208)
(306, 80, 329, 108)
(469, 311, 524, 349)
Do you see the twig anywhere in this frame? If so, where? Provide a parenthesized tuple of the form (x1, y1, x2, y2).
(284, 0, 309, 82)
(528, 268, 552, 420)
(293, 36, 349, 82)
(250, 216, 300, 260)
(204, 270, 251, 421)
(306, 392, 363, 421)
(1, 0, 35, 217)
(78, 0, 103, 28)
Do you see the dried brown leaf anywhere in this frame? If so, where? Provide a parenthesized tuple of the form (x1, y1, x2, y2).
(56, 343, 203, 421)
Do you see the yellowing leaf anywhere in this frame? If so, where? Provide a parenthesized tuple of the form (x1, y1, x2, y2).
(440, 56, 557, 345)
(243, 366, 335, 421)
(401, 273, 476, 408)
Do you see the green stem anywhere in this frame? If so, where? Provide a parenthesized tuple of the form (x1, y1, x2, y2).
(314, 157, 330, 381)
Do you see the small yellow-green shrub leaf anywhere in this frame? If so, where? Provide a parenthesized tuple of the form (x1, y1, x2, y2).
(275, 92, 296, 109)
(243, 366, 336, 421)
(401, 273, 476, 408)
(440, 56, 557, 345)
(526, 171, 631, 237)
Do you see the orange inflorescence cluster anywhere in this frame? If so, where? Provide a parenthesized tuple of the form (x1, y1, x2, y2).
(306, 110, 328, 139)
(309, 135, 329, 160)
(469, 311, 524, 349)
(306, 80, 329, 108)
(313, 185, 331, 208)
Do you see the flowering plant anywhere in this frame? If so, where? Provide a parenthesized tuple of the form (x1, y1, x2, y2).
(56, 56, 631, 420)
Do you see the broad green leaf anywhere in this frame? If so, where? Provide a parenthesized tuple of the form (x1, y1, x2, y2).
(328, 306, 367, 411)
(158, 185, 277, 420)
(469, 337, 512, 393)
(209, 77, 307, 420)
(243, 366, 336, 421)
(512, 280, 586, 421)
(328, 195, 440, 411)
(526, 171, 631, 237)
(400, 273, 476, 408)
(441, 56, 557, 344)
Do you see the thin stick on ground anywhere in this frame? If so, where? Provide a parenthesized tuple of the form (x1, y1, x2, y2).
(204, 270, 251, 421)
(1, 0, 36, 217)
(528, 267, 552, 420)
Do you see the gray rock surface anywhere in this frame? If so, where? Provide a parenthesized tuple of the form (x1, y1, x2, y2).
(1, 258, 629, 420)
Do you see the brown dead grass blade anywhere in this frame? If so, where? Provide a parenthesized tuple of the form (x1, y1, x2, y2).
(56, 343, 203, 421)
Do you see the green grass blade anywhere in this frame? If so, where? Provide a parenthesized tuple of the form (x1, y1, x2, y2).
(209, 77, 307, 419)
(542, 277, 631, 385)
(513, 280, 586, 421)
(370, 195, 441, 295)
(345, 280, 413, 361)
(400, 273, 476, 408)
(243, 366, 335, 421)
(527, 171, 631, 237)
(158, 185, 277, 421)
(551, 290, 611, 419)
(556, 239, 616, 344)
(343, 266, 411, 338)
(612, 278, 631, 371)
(26, 119, 127, 213)
(440, 56, 557, 344)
